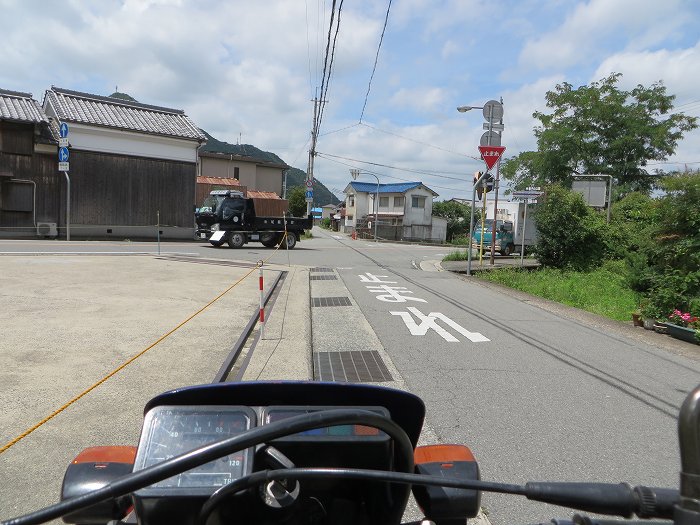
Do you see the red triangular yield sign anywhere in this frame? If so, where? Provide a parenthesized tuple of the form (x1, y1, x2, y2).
(478, 145, 506, 170)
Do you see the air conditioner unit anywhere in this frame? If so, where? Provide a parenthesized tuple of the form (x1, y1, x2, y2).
(37, 222, 58, 237)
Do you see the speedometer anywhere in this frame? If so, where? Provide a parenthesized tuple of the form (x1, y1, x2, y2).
(133, 405, 255, 495)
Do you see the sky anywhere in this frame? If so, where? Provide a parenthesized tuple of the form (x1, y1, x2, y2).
(2, 0, 699, 202)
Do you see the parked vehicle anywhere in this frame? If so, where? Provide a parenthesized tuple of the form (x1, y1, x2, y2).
(472, 201, 537, 256)
(4, 380, 695, 525)
(195, 190, 312, 249)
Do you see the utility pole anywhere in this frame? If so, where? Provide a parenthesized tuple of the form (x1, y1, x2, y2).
(306, 96, 319, 216)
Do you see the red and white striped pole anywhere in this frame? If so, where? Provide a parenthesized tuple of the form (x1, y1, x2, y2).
(258, 260, 265, 339)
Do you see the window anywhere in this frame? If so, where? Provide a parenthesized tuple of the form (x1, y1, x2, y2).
(379, 196, 389, 208)
(411, 196, 426, 208)
(349, 196, 355, 207)
(394, 196, 404, 208)
(233, 167, 240, 180)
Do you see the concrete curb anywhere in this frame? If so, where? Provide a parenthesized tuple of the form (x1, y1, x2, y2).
(242, 266, 313, 381)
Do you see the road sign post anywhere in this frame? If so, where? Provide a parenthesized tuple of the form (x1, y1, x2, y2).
(58, 122, 71, 241)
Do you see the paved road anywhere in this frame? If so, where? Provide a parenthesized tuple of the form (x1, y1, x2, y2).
(306, 229, 700, 524)
(2, 231, 699, 525)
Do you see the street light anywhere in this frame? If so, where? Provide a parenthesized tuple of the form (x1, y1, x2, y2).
(350, 169, 379, 242)
(457, 99, 504, 272)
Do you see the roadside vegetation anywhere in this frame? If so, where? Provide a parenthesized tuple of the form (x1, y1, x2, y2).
(477, 261, 638, 321)
(437, 73, 700, 327)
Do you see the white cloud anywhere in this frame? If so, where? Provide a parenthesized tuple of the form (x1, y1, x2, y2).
(593, 41, 700, 102)
(1, 0, 699, 202)
(389, 86, 449, 113)
(518, 0, 687, 71)
(594, 41, 700, 169)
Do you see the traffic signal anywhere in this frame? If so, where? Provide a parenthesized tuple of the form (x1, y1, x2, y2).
(484, 173, 494, 194)
(473, 171, 494, 200)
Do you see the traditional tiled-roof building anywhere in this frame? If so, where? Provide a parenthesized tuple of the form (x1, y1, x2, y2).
(41, 86, 206, 239)
(0, 89, 60, 237)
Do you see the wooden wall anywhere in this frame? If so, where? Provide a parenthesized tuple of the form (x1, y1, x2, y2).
(68, 150, 196, 228)
(0, 151, 61, 229)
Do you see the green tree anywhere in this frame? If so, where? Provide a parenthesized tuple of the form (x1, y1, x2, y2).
(534, 185, 609, 270)
(288, 186, 307, 217)
(432, 200, 472, 242)
(501, 73, 697, 195)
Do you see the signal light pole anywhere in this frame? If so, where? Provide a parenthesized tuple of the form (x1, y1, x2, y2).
(457, 99, 504, 266)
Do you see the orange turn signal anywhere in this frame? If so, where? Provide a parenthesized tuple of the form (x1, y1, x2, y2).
(72, 446, 137, 465)
(414, 444, 476, 465)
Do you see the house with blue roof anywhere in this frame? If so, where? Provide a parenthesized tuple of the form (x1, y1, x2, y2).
(343, 181, 446, 242)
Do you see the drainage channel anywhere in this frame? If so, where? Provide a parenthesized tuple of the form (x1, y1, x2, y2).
(212, 270, 287, 383)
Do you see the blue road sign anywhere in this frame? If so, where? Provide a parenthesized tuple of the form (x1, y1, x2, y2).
(58, 147, 69, 162)
(59, 122, 69, 138)
(305, 190, 313, 199)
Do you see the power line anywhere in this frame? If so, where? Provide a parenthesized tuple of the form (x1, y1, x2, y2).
(316, 151, 471, 181)
(315, 0, 336, 137)
(319, 122, 361, 136)
(317, 0, 344, 135)
(359, 122, 481, 160)
(359, 0, 392, 123)
(305, 0, 313, 97)
(317, 152, 469, 193)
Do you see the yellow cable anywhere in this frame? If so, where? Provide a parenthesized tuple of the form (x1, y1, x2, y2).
(0, 263, 258, 454)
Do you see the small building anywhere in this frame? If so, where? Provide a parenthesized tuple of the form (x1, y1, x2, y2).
(42, 87, 206, 239)
(198, 134, 289, 199)
(343, 181, 444, 242)
(321, 204, 336, 220)
(0, 88, 59, 237)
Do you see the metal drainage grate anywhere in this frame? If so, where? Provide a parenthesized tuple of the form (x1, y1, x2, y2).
(314, 351, 393, 382)
(311, 296, 352, 307)
(310, 275, 337, 281)
(311, 267, 334, 273)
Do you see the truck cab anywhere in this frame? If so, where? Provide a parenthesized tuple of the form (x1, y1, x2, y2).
(196, 190, 254, 235)
(471, 219, 515, 256)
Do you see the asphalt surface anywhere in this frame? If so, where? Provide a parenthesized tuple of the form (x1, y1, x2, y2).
(1, 233, 698, 525)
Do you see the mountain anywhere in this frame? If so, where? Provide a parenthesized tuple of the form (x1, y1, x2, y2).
(285, 167, 340, 206)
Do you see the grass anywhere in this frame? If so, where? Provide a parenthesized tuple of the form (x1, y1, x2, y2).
(475, 259, 639, 322)
(443, 248, 469, 261)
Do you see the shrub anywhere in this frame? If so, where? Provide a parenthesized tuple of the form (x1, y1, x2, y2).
(533, 185, 609, 271)
(636, 173, 700, 314)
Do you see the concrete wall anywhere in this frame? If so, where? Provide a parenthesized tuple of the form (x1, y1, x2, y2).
(199, 156, 283, 196)
(52, 122, 200, 163)
(403, 188, 434, 226)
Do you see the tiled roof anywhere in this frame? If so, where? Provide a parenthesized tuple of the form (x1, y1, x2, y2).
(196, 176, 241, 186)
(0, 89, 48, 123)
(44, 87, 206, 141)
(248, 190, 281, 199)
